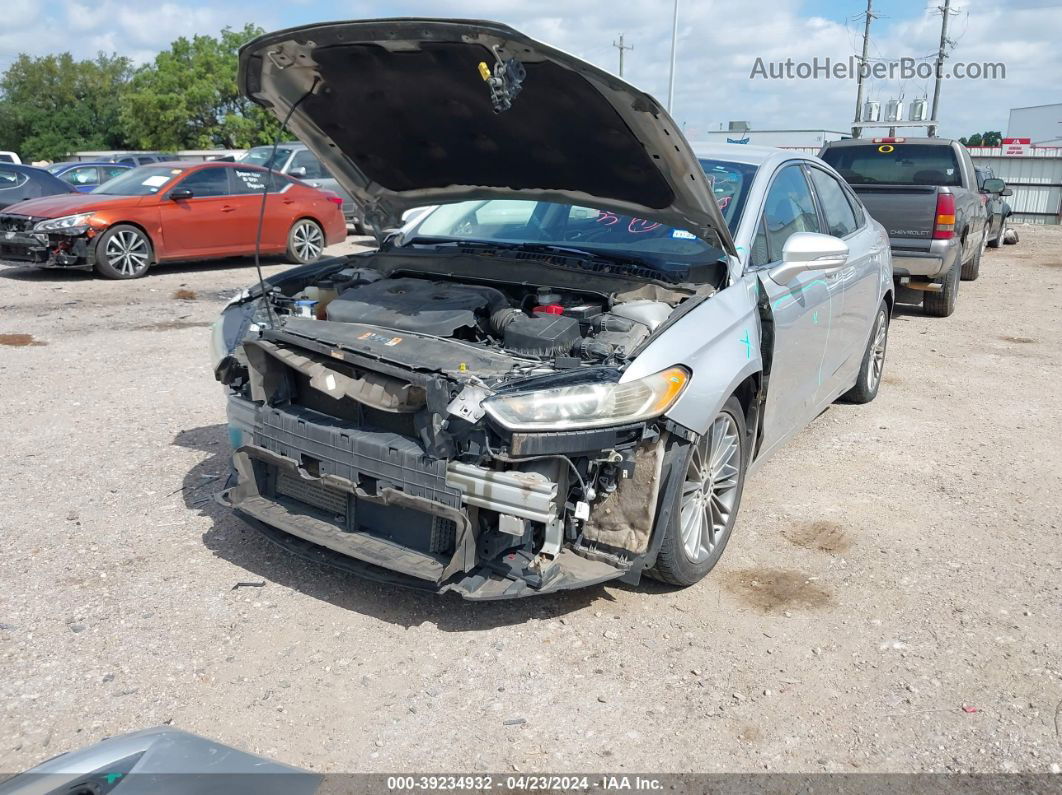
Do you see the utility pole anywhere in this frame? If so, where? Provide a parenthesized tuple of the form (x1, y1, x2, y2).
(612, 34, 633, 77)
(852, 0, 875, 139)
(928, 0, 955, 137)
(667, 0, 679, 114)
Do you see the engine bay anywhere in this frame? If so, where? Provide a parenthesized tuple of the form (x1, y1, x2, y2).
(217, 249, 724, 598)
(268, 265, 688, 370)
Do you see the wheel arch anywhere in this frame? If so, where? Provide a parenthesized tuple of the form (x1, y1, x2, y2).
(92, 220, 158, 263)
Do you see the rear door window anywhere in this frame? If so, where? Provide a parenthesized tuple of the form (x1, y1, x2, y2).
(0, 169, 29, 190)
(808, 167, 858, 238)
(230, 167, 286, 194)
(820, 144, 961, 186)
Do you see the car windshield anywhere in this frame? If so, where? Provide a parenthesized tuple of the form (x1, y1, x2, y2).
(697, 158, 757, 233)
(820, 143, 961, 186)
(92, 166, 185, 195)
(240, 147, 294, 170)
(406, 200, 722, 271)
(45, 164, 68, 174)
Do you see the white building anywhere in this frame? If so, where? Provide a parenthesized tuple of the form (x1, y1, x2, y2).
(1007, 103, 1062, 147)
(697, 127, 850, 150)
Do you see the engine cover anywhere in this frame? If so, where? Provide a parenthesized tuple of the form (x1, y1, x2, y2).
(326, 278, 492, 335)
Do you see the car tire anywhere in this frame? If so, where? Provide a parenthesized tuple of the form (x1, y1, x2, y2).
(647, 396, 748, 587)
(286, 219, 325, 264)
(924, 256, 960, 318)
(93, 224, 153, 279)
(961, 229, 986, 281)
(840, 300, 889, 404)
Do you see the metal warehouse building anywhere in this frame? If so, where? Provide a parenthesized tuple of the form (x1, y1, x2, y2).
(1007, 103, 1062, 147)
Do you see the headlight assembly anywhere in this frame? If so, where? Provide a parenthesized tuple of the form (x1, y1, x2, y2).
(33, 213, 95, 234)
(483, 366, 690, 431)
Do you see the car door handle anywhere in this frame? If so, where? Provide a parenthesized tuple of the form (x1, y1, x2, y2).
(220, 205, 236, 213)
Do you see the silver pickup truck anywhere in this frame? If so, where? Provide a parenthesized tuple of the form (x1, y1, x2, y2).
(819, 137, 988, 317)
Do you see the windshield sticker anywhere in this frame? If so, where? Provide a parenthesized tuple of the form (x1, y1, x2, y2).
(235, 170, 266, 190)
(671, 229, 696, 239)
(141, 175, 170, 187)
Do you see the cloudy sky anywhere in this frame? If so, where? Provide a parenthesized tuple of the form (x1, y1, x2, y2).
(2, 0, 1058, 139)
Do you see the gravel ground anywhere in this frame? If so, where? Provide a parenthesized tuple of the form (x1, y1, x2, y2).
(0, 228, 1060, 776)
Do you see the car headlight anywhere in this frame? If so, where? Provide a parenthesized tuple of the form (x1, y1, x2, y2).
(33, 213, 94, 233)
(483, 366, 690, 431)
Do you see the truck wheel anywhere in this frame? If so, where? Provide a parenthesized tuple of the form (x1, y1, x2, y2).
(93, 224, 153, 279)
(923, 258, 960, 318)
(647, 397, 748, 587)
(841, 301, 889, 404)
(961, 230, 986, 281)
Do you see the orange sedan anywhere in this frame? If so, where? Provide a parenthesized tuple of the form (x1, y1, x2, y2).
(0, 161, 347, 279)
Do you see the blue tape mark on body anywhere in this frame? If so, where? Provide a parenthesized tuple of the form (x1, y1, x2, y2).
(739, 329, 752, 359)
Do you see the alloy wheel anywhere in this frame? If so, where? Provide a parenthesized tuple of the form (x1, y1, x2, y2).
(292, 221, 324, 262)
(104, 230, 149, 276)
(679, 412, 741, 564)
(867, 310, 888, 392)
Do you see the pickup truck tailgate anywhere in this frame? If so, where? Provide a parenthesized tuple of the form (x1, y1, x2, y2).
(851, 184, 939, 252)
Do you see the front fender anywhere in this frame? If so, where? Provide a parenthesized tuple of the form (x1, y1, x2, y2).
(622, 278, 761, 436)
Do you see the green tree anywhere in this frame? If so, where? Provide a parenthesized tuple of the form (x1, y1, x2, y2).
(0, 53, 132, 161)
(980, 130, 1003, 147)
(119, 24, 280, 150)
(960, 131, 1003, 148)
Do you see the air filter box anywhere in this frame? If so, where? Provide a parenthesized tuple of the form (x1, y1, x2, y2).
(503, 314, 581, 356)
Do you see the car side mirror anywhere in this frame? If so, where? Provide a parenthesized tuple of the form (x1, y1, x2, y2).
(769, 232, 849, 285)
(169, 188, 193, 200)
(288, 167, 307, 178)
(1001, 188, 1013, 197)
(982, 177, 1006, 194)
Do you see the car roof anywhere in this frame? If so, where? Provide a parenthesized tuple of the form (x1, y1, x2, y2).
(0, 163, 49, 174)
(54, 161, 133, 169)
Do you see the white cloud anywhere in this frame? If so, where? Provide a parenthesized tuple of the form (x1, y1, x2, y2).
(2, 0, 1057, 138)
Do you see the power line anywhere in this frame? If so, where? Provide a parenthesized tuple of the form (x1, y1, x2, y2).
(611, 33, 633, 78)
(852, 0, 876, 138)
(928, 0, 959, 137)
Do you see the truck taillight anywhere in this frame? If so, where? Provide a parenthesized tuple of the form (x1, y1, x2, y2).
(933, 193, 956, 239)
(872, 137, 906, 143)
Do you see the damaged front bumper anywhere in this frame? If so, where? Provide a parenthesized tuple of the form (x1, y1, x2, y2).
(0, 228, 94, 269)
(219, 392, 661, 600)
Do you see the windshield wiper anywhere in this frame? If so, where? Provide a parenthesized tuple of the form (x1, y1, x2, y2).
(402, 237, 707, 285)
(405, 237, 653, 268)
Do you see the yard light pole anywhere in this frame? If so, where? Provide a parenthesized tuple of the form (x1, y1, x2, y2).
(666, 0, 679, 114)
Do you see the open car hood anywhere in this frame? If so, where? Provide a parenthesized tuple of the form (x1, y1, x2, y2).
(238, 18, 736, 256)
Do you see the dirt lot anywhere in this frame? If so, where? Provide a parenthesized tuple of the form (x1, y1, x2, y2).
(0, 228, 1060, 776)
